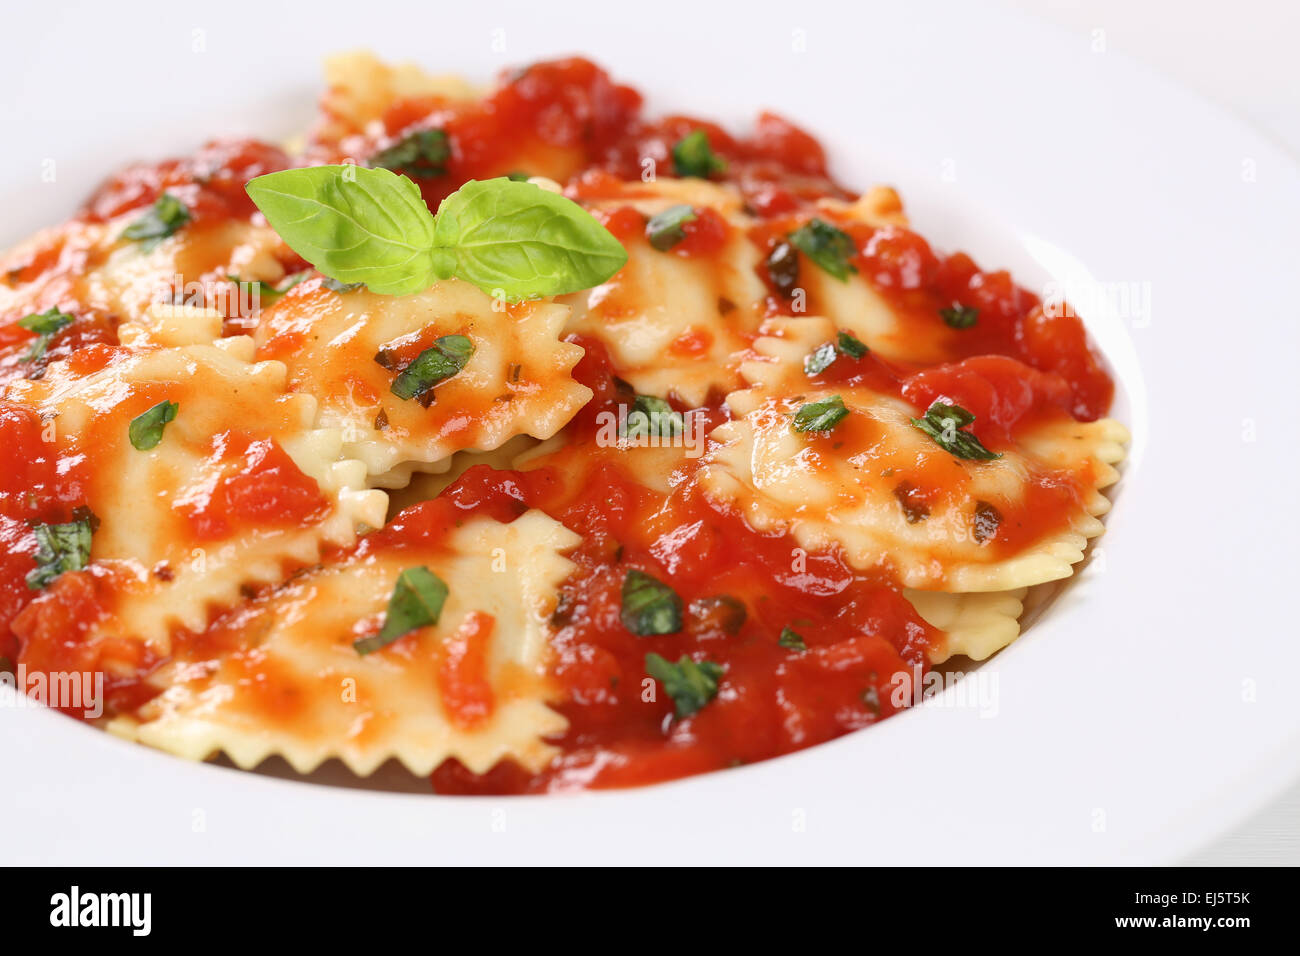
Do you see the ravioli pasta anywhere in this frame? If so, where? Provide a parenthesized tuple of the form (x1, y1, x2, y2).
(0, 54, 1128, 792)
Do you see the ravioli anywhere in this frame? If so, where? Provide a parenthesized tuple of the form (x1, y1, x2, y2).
(253, 278, 591, 486)
(698, 316, 1128, 591)
(110, 509, 578, 776)
(6, 341, 387, 655)
(562, 178, 769, 406)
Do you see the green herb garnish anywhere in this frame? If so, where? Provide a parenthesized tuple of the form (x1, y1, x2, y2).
(939, 304, 979, 329)
(788, 218, 857, 281)
(910, 401, 1001, 460)
(621, 569, 683, 636)
(122, 192, 191, 249)
(645, 652, 724, 719)
(778, 627, 807, 651)
(645, 204, 697, 251)
(804, 330, 869, 375)
(26, 514, 95, 590)
(369, 129, 451, 178)
(246, 168, 627, 300)
(622, 395, 684, 439)
(672, 130, 727, 178)
(128, 400, 178, 451)
(353, 566, 448, 655)
(387, 334, 474, 406)
(17, 307, 75, 361)
(792, 395, 849, 433)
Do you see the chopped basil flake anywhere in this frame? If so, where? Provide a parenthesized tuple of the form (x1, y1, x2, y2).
(788, 218, 857, 281)
(837, 330, 868, 358)
(645, 652, 724, 719)
(354, 566, 448, 655)
(368, 128, 451, 178)
(128, 400, 178, 451)
(122, 192, 191, 249)
(645, 204, 697, 251)
(939, 304, 979, 329)
(506, 170, 531, 182)
(778, 627, 807, 651)
(387, 334, 474, 406)
(792, 395, 849, 433)
(17, 307, 75, 361)
(804, 330, 869, 376)
(672, 129, 727, 178)
(621, 569, 683, 636)
(622, 394, 684, 440)
(804, 342, 838, 376)
(910, 401, 1001, 460)
(26, 514, 95, 590)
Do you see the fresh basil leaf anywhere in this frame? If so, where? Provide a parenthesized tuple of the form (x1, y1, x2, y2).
(246, 165, 439, 296)
(128, 400, 178, 451)
(910, 401, 1002, 460)
(804, 342, 838, 376)
(17, 307, 75, 361)
(645, 652, 724, 719)
(622, 395, 684, 439)
(388, 334, 474, 405)
(429, 177, 628, 299)
(369, 129, 450, 178)
(26, 514, 95, 590)
(803, 330, 869, 377)
(939, 304, 979, 329)
(621, 569, 682, 636)
(354, 566, 448, 655)
(837, 330, 868, 358)
(672, 129, 727, 178)
(788, 218, 857, 281)
(778, 627, 807, 651)
(646, 204, 697, 251)
(792, 395, 849, 432)
(122, 192, 191, 249)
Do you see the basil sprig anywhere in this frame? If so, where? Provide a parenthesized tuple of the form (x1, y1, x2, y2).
(247, 168, 627, 300)
(792, 395, 849, 433)
(354, 566, 449, 655)
(645, 653, 724, 719)
(26, 513, 95, 590)
(788, 218, 857, 281)
(18, 307, 75, 361)
(122, 192, 191, 249)
(910, 401, 1002, 460)
(621, 569, 683, 636)
(672, 130, 726, 178)
(129, 400, 178, 450)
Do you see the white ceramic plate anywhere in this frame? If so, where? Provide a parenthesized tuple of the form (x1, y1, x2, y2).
(2, 0, 1297, 865)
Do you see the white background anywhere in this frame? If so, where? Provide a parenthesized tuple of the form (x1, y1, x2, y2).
(1005, 0, 1300, 866)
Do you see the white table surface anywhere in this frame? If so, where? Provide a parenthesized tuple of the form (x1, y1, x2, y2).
(1003, 0, 1300, 866)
